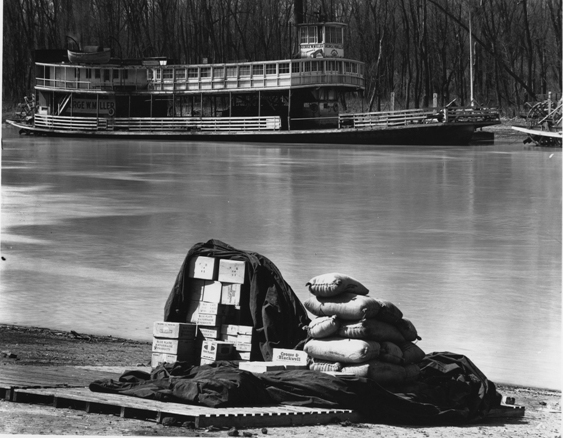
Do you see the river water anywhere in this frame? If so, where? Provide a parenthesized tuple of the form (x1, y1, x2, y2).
(1, 126, 560, 390)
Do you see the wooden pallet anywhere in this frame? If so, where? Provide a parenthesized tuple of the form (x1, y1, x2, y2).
(0, 365, 127, 401)
(1, 365, 524, 428)
(11, 386, 362, 428)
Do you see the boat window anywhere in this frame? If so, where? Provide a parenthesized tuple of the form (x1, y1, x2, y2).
(95, 69, 101, 79)
(113, 69, 119, 79)
(147, 69, 153, 80)
(200, 67, 211, 78)
(122, 70, 128, 79)
(307, 26, 317, 44)
(163, 69, 173, 79)
(326, 26, 343, 44)
(155, 69, 161, 80)
(175, 69, 186, 80)
(86, 69, 92, 79)
(188, 68, 198, 78)
(351, 63, 357, 74)
(239, 65, 250, 76)
(291, 62, 300, 73)
(227, 66, 237, 77)
(103, 69, 110, 81)
(279, 63, 289, 74)
(213, 67, 224, 78)
(252, 64, 264, 76)
(304, 61, 311, 73)
(266, 64, 276, 75)
(300, 27, 307, 44)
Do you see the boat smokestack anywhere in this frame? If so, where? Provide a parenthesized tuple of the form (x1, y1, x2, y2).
(294, 0, 304, 24)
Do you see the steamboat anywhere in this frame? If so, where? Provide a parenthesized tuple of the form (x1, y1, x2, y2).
(7, 17, 500, 145)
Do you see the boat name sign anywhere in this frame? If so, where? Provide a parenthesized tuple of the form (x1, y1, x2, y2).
(71, 98, 116, 116)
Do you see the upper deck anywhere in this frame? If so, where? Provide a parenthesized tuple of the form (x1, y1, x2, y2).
(34, 57, 365, 95)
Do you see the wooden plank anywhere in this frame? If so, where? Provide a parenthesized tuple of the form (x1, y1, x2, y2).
(11, 387, 362, 428)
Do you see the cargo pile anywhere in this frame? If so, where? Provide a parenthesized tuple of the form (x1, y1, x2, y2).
(303, 273, 425, 386)
(153, 255, 254, 367)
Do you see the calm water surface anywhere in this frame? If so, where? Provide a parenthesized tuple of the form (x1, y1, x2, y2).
(1, 127, 560, 390)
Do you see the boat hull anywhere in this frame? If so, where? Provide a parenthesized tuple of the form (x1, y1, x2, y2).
(7, 119, 477, 146)
(512, 126, 562, 147)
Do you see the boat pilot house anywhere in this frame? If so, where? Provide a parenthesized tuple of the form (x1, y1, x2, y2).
(11, 16, 499, 144)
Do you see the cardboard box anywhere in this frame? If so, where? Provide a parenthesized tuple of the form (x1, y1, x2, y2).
(153, 322, 196, 339)
(237, 325, 253, 335)
(235, 342, 252, 352)
(197, 313, 223, 327)
(202, 281, 222, 303)
(236, 334, 252, 344)
(221, 283, 241, 305)
(198, 301, 220, 315)
(218, 259, 245, 284)
(238, 362, 285, 373)
(152, 338, 197, 356)
(200, 340, 235, 361)
(221, 324, 239, 336)
(188, 256, 217, 280)
(220, 334, 238, 343)
(151, 353, 179, 368)
(197, 326, 220, 339)
(272, 348, 309, 365)
(151, 353, 197, 368)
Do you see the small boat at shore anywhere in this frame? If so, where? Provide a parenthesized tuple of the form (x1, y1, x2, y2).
(511, 96, 562, 147)
(511, 126, 562, 147)
(7, 15, 500, 145)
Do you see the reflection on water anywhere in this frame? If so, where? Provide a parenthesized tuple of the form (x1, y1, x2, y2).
(1, 127, 561, 390)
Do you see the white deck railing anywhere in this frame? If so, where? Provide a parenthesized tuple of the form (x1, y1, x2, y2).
(34, 114, 281, 132)
(339, 108, 500, 128)
(339, 109, 434, 128)
(35, 58, 364, 93)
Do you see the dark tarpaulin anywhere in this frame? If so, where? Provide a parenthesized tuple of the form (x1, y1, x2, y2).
(163, 239, 311, 361)
(89, 352, 501, 425)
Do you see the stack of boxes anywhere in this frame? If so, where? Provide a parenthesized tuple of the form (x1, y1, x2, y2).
(183, 255, 254, 365)
(151, 322, 197, 368)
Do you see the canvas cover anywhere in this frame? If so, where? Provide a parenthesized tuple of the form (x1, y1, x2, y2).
(90, 351, 501, 425)
(163, 239, 311, 361)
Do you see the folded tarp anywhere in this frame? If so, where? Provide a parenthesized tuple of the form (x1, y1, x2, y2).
(90, 351, 501, 425)
(163, 239, 311, 361)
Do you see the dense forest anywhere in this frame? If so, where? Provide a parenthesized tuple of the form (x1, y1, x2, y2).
(3, 0, 562, 115)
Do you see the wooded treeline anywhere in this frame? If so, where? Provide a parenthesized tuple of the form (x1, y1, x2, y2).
(3, 0, 562, 114)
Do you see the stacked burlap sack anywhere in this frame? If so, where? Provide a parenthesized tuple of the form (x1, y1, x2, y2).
(303, 273, 425, 387)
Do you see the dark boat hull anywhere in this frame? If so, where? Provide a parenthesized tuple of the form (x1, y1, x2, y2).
(7, 119, 477, 146)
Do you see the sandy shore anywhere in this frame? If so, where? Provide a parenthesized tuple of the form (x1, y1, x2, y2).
(0, 324, 560, 437)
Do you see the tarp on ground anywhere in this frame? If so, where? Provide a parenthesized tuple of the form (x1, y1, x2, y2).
(90, 352, 501, 425)
(163, 239, 311, 361)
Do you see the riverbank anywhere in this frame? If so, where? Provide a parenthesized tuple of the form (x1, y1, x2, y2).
(0, 324, 560, 437)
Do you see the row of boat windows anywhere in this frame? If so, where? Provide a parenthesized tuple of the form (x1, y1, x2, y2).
(148, 61, 360, 80)
(299, 25, 343, 45)
(43, 60, 361, 82)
